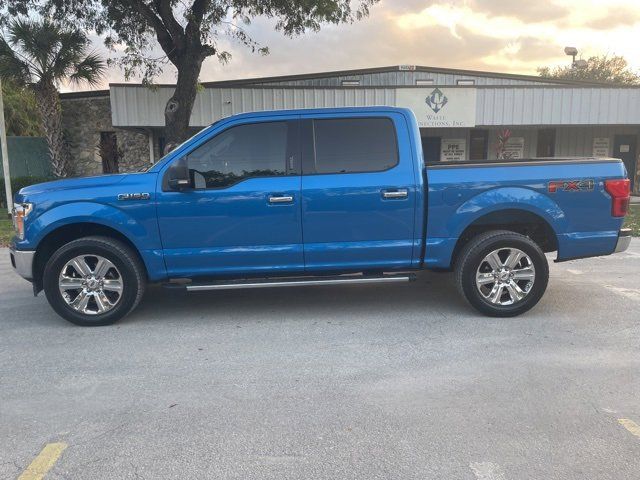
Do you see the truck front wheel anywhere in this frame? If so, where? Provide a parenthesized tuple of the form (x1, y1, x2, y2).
(43, 236, 146, 326)
(454, 230, 549, 317)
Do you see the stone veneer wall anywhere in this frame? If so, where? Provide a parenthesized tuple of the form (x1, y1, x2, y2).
(61, 94, 150, 176)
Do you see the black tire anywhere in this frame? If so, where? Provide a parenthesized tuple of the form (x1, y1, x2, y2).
(43, 236, 146, 326)
(454, 230, 549, 317)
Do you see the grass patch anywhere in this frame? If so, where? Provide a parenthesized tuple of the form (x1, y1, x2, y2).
(624, 204, 640, 237)
(0, 217, 14, 247)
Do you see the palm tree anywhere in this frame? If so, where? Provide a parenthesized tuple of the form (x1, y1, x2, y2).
(0, 19, 105, 177)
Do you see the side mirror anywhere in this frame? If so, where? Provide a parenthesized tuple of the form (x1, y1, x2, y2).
(166, 157, 192, 191)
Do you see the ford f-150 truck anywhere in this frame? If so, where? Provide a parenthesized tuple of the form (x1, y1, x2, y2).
(9, 107, 632, 326)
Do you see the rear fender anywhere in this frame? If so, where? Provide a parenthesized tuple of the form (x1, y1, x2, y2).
(424, 187, 565, 268)
(453, 187, 567, 238)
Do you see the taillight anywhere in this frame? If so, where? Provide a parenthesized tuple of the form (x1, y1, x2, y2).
(604, 179, 630, 217)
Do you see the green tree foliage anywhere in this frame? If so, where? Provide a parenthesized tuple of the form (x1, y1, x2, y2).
(0, 19, 105, 176)
(1, 80, 42, 136)
(538, 55, 640, 85)
(5, 0, 379, 145)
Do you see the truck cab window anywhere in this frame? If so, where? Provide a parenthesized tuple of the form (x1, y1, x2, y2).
(311, 118, 398, 174)
(187, 121, 289, 189)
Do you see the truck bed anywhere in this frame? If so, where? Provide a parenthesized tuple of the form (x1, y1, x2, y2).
(423, 157, 627, 268)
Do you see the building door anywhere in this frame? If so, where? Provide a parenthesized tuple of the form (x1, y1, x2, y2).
(469, 129, 488, 160)
(537, 128, 556, 157)
(422, 136, 441, 163)
(613, 135, 637, 191)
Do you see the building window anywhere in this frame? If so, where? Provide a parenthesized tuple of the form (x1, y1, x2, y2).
(158, 136, 166, 157)
(421, 136, 442, 163)
(456, 79, 475, 85)
(98, 132, 121, 174)
(341, 79, 360, 86)
(536, 129, 556, 157)
(415, 79, 435, 86)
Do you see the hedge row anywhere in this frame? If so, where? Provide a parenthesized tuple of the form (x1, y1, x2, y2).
(0, 176, 53, 208)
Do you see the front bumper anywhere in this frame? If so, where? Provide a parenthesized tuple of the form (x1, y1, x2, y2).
(9, 246, 35, 281)
(614, 228, 632, 253)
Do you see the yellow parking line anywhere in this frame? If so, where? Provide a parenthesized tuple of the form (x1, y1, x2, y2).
(18, 442, 67, 480)
(618, 418, 640, 438)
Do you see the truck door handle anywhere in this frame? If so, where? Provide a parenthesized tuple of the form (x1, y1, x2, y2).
(382, 189, 408, 199)
(268, 194, 294, 204)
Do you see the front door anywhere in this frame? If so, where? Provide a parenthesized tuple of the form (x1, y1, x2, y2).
(156, 118, 304, 278)
(613, 135, 637, 191)
(300, 114, 417, 272)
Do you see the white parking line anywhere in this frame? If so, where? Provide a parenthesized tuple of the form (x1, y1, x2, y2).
(604, 285, 640, 301)
(470, 462, 507, 480)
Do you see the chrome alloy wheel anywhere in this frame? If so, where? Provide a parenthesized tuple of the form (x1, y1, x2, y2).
(58, 255, 124, 315)
(475, 248, 535, 306)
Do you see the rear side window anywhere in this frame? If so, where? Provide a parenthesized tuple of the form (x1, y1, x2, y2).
(311, 118, 398, 174)
(186, 121, 290, 189)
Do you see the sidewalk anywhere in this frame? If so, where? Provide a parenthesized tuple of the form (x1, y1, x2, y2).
(631, 195, 640, 204)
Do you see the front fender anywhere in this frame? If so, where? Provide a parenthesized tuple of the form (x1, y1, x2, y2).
(15, 201, 167, 282)
(21, 201, 157, 251)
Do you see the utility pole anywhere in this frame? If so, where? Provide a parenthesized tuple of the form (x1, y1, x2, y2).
(0, 78, 12, 218)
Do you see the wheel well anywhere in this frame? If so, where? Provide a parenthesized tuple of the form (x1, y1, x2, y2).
(32, 223, 147, 291)
(451, 209, 558, 265)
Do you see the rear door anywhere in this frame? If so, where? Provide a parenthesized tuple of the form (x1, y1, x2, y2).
(300, 113, 418, 272)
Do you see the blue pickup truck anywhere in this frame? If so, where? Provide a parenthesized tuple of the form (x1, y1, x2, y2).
(10, 107, 631, 326)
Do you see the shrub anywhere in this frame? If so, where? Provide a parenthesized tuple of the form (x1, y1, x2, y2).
(0, 176, 53, 208)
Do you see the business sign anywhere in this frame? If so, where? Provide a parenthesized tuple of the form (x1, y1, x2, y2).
(592, 137, 610, 157)
(441, 139, 467, 161)
(396, 88, 476, 128)
(503, 137, 525, 159)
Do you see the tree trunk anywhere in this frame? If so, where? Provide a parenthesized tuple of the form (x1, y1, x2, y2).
(164, 54, 204, 147)
(35, 83, 70, 177)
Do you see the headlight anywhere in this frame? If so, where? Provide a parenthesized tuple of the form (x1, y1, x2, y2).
(12, 203, 33, 240)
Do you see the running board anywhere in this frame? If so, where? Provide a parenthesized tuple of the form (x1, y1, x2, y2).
(165, 274, 415, 292)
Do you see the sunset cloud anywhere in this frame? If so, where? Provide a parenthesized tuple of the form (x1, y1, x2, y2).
(91, 0, 640, 88)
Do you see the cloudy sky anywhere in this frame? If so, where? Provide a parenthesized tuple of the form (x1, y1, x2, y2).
(95, 0, 640, 87)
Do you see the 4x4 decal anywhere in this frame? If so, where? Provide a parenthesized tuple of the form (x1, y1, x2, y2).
(548, 179, 594, 193)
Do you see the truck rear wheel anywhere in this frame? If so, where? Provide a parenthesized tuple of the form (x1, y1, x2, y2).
(454, 230, 548, 317)
(43, 236, 146, 326)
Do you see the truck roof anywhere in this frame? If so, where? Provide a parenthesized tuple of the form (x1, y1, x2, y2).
(214, 106, 414, 124)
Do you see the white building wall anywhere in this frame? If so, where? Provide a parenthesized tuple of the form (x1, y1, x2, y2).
(111, 85, 640, 129)
(554, 126, 639, 157)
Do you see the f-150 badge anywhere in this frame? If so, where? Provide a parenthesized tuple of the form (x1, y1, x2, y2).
(117, 193, 151, 201)
(548, 180, 594, 193)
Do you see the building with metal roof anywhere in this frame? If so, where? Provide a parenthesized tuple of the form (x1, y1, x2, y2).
(60, 65, 640, 192)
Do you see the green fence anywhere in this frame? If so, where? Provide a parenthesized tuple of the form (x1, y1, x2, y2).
(0, 136, 51, 178)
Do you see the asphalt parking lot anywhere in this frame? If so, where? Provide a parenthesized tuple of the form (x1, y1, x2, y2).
(1, 243, 639, 480)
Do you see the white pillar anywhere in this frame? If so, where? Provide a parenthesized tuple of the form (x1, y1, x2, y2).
(0, 78, 12, 217)
(148, 129, 155, 164)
